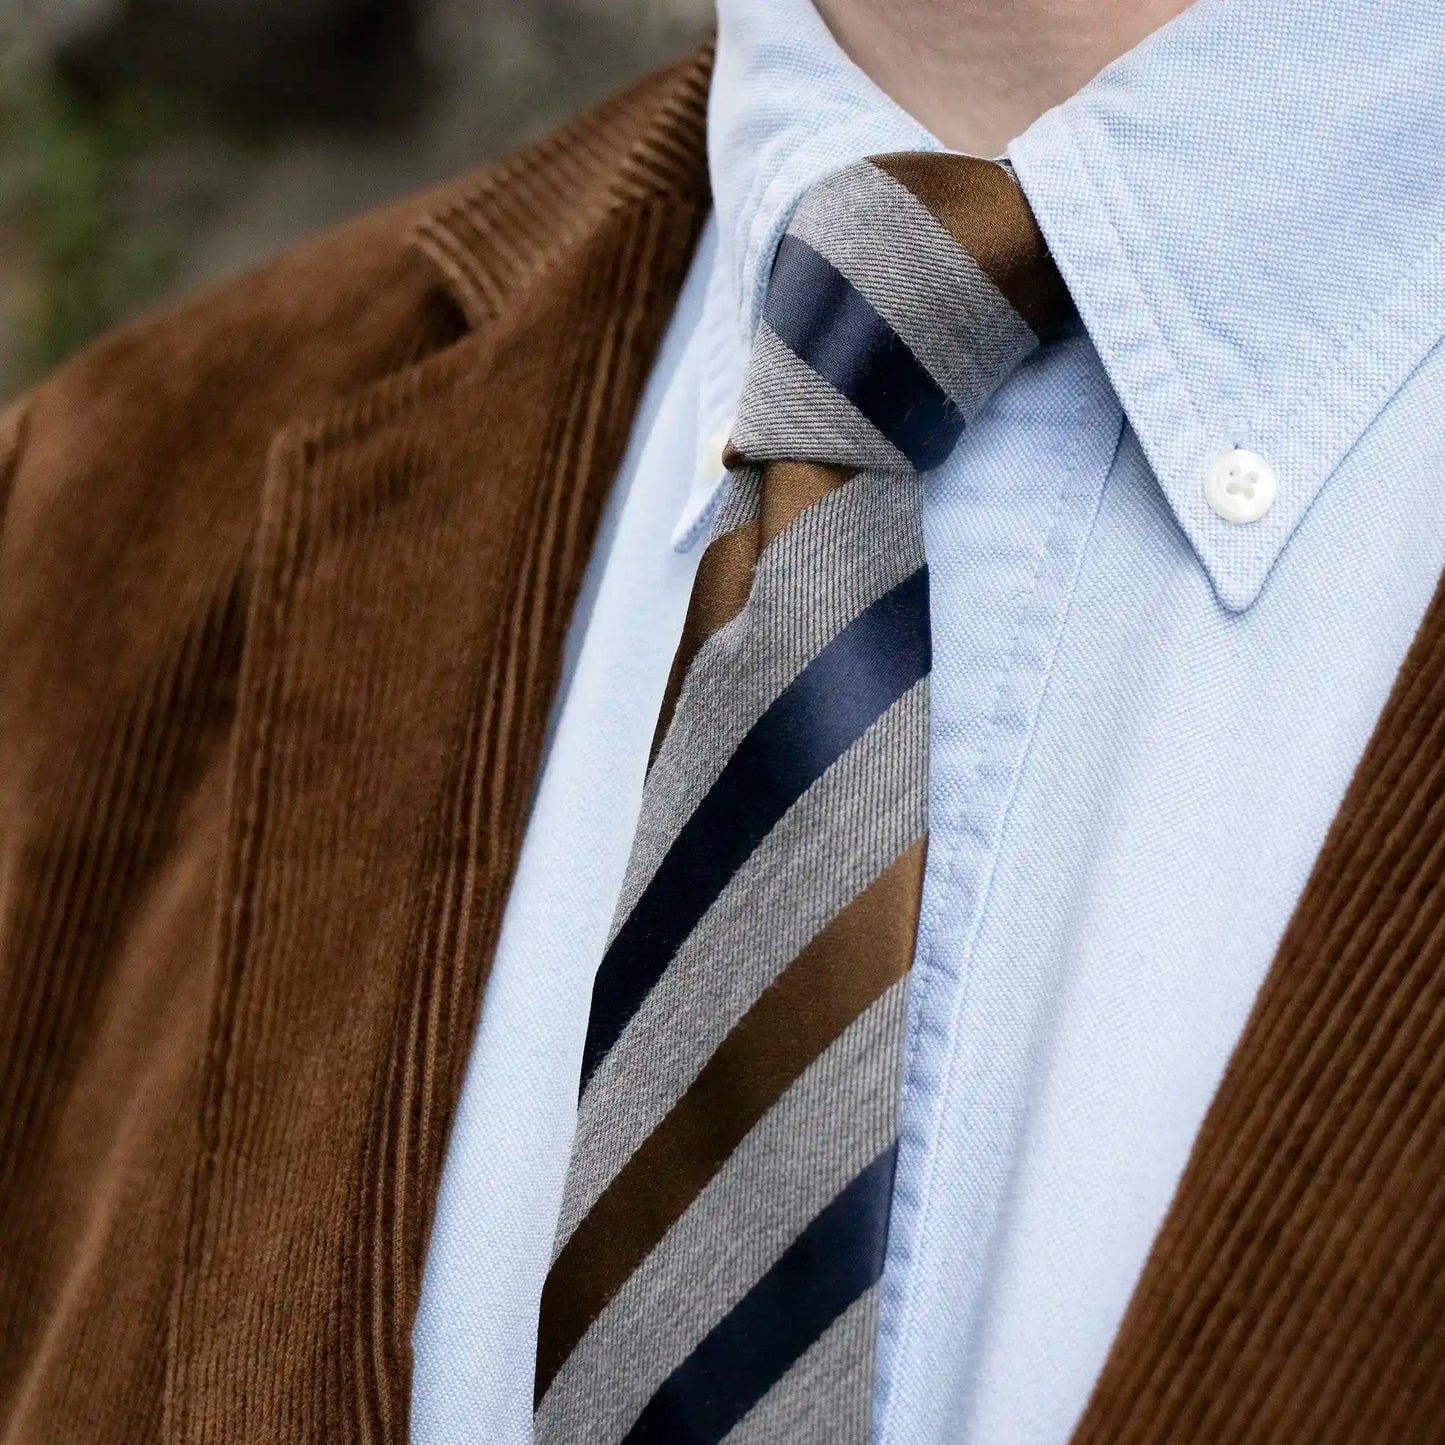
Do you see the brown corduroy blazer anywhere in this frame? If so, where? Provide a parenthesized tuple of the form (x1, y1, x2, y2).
(0, 44, 1442, 1445)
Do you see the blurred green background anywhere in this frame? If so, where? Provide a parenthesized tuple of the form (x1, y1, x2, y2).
(0, 0, 710, 400)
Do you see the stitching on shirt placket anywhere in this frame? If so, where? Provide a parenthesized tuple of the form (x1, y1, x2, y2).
(878, 381, 1123, 1440)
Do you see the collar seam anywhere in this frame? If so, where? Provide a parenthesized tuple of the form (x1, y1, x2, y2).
(1041, 99, 1445, 465)
(1265, 222, 1445, 446)
(1049, 109, 1228, 444)
(1016, 115, 1213, 472)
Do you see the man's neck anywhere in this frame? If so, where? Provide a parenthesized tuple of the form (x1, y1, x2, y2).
(811, 0, 1195, 155)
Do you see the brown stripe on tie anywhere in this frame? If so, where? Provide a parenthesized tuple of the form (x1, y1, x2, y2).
(759, 459, 854, 544)
(651, 460, 855, 763)
(869, 153, 1074, 341)
(534, 836, 925, 1398)
(650, 521, 758, 761)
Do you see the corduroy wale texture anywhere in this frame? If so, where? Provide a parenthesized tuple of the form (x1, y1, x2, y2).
(0, 53, 712, 1445)
(0, 41, 1441, 1445)
(535, 153, 1072, 1444)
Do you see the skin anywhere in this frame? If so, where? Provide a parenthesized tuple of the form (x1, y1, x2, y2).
(812, 0, 1197, 154)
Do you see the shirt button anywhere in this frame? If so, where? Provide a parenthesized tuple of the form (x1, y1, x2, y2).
(671, 426, 734, 554)
(697, 427, 730, 484)
(1205, 448, 1277, 524)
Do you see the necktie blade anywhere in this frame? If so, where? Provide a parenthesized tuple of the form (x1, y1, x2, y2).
(535, 151, 1070, 1443)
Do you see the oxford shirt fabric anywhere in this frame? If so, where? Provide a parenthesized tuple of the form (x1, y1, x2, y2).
(411, 0, 1445, 1440)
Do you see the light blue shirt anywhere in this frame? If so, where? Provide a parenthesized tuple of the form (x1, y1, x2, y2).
(412, 0, 1445, 1439)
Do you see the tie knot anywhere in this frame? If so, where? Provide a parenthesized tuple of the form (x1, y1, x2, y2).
(727, 153, 1075, 474)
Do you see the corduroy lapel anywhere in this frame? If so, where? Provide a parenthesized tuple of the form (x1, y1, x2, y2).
(163, 49, 712, 1443)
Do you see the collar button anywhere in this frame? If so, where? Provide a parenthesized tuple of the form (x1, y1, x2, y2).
(1205, 449, 1278, 524)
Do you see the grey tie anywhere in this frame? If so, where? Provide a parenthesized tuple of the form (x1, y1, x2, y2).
(534, 152, 1074, 1443)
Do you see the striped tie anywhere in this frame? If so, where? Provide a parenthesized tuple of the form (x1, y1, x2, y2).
(534, 153, 1073, 1443)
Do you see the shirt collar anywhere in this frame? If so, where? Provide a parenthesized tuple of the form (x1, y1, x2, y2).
(709, 0, 1445, 609)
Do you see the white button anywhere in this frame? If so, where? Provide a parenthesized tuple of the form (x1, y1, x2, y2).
(1205, 448, 1277, 524)
(670, 426, 734, 553)
(697, 427, 730, 482)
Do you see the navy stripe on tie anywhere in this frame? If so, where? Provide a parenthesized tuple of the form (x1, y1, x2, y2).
(764, 233, 964, 472)
(579, 567, 931, 1092)
(621, 1144, 898, 1444)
